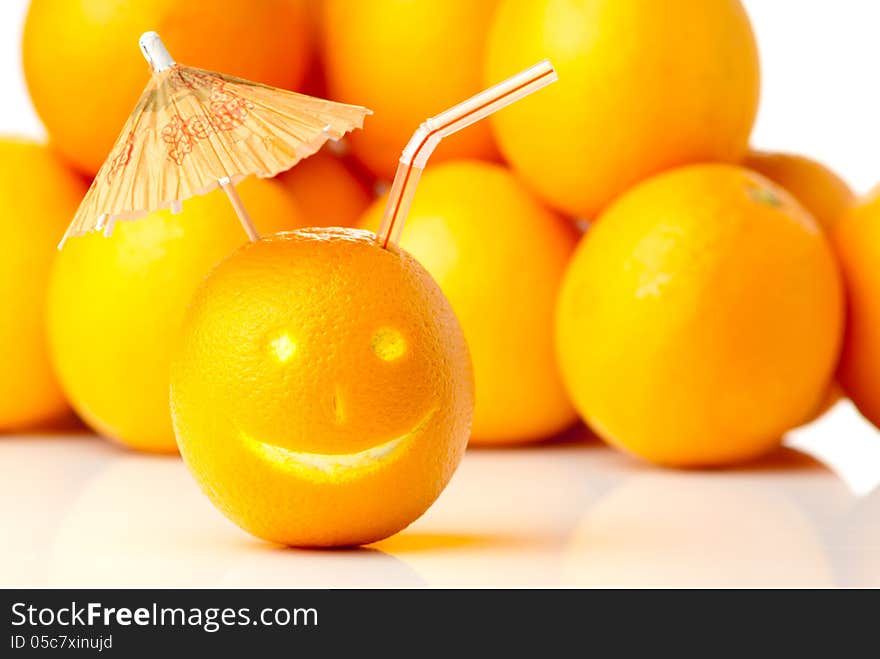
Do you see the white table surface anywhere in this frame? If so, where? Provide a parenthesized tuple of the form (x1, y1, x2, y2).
(2, 401, 878, 588)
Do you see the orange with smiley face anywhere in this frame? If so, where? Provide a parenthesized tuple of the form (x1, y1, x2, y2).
(170, 228, 474, 547)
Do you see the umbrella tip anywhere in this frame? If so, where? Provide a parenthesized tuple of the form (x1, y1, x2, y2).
(139, 31, 176, 73)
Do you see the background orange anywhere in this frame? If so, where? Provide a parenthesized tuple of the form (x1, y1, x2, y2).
(23, 0, 312, 176)
(0, 139, 86, 430)
(321, 0, 501, 181)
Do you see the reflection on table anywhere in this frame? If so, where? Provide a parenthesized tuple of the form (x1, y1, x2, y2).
(1, 402, 878, 587)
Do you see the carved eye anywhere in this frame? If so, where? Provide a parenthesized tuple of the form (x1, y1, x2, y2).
(371, 327, 407, 362)
(269, 332, 297, 363)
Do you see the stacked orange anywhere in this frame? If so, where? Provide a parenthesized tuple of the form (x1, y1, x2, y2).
(557, 165, 843, 467)
(0, 139, 86, 431)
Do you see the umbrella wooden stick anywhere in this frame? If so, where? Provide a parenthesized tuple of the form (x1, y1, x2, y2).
(141, 32, 260, 242)
(376, 60, 558, 250)
(219, 177, 260, 242)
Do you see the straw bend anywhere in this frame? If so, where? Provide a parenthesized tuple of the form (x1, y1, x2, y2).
(377, 60, 558, 249)
(405, 59, 557, 169)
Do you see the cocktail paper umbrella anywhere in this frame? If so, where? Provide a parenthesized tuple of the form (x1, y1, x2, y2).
(375, 60, 557, 249)
(60, 32, 371, 247)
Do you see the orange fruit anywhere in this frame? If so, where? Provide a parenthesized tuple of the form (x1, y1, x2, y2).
(297, 0, 329, 97)
(360, 161, 578, 444)
(486, 0, 760, 219)
(170, 228, 473, 547)
(832, 188, 880, 429)
(743, 150, 854, 422)
(276, 149, 372, 227)
(557, 164, 843, 467)
(321, 0, 500, 180)
(0, 139, 87, 430)
(23, 0, 311, 176)
(47, 178, 303, 453)
(744, 150, 855, 232)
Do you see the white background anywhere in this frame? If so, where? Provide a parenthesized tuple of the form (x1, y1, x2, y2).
(1, 0, 880, 493)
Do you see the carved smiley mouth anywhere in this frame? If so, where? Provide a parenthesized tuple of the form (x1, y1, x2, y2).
(239, 408, 437, 480)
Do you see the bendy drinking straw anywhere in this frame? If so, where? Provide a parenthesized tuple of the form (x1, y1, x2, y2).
(375, 60, 558, 250)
